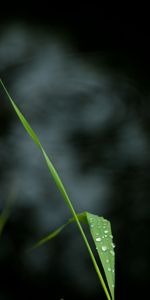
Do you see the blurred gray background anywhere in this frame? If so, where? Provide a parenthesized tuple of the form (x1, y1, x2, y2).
(0, 13, 150, 299)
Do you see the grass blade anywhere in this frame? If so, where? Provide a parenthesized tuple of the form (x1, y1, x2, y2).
(0, 186, 17, 237)
(32, 211, 115, 299)
(31, 213, 86, 250)
(0, 79, 112, 300)
(86, 212, 115, 300)
(0, 202, 11, 236)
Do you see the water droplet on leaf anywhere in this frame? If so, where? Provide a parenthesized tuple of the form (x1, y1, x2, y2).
(96, 237, 101, 242)
(110, 250, 115, 256)
(102, 245, 107, 252)
(111, 242, 115, 248)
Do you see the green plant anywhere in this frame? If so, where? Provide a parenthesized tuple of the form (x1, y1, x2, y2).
(0, 198, 12, 237)
(0, 79, 115, 300)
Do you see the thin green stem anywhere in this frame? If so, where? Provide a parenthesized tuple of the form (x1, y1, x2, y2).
(0, 79, 111, 300)
(43, 147, 111, 299)
(39, 148, 111, 300)
(61, 197, 111, 300)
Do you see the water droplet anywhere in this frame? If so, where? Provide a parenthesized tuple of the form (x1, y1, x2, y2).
(112, 284, 115, 288)
(96, 237, 101, 242)
(102, 245, 107, 252)
(102, 236, 104, 239)
(108, 267, 111, 272)
(109, 234, 113, 238)
(112, 242, 115, 248)
(90, 224, 94, 228)
(106, 259, 109, 263)
(104, 230, 108, 234)
(112, 269, 114, 273)
(110, 250, 115, 256)
(104, 234, 108, 238)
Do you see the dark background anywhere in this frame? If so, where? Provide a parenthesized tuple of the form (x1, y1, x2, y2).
(0, 10, 150, 300)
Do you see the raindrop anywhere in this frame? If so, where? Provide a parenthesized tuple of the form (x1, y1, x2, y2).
(109, 234, 113, 238)
(112, 284, 115, 288)
(102, 245, 107, 252)
(112, 242, 115, 248)
(90, 224, 94, 228)
(110, 250, 115, 256)
(96, 237, 101, 242)
(106, 259, 109, 263)
(104, 230, 108, 234)
(108, 267, 111, 272)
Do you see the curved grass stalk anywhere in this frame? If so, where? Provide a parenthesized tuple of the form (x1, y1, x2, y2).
(0, 79, 111, 300)
(0, 184, 17, 236)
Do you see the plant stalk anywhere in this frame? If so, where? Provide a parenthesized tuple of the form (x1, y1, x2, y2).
(0, 79, 111, 300)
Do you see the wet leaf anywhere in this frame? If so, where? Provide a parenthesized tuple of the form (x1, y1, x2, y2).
(33, 211, 115, 299)
(86, 212, 115, 300)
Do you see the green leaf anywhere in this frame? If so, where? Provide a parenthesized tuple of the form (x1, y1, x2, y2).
(0, 186, 16, 237)
(86, 212, 115, 300)
(0, 205, 11, 236)
(1, 79, 113, 300)
(0, 80, 75, 209)
(32, 211, 115, 300)
(31, 212, 86, 250)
